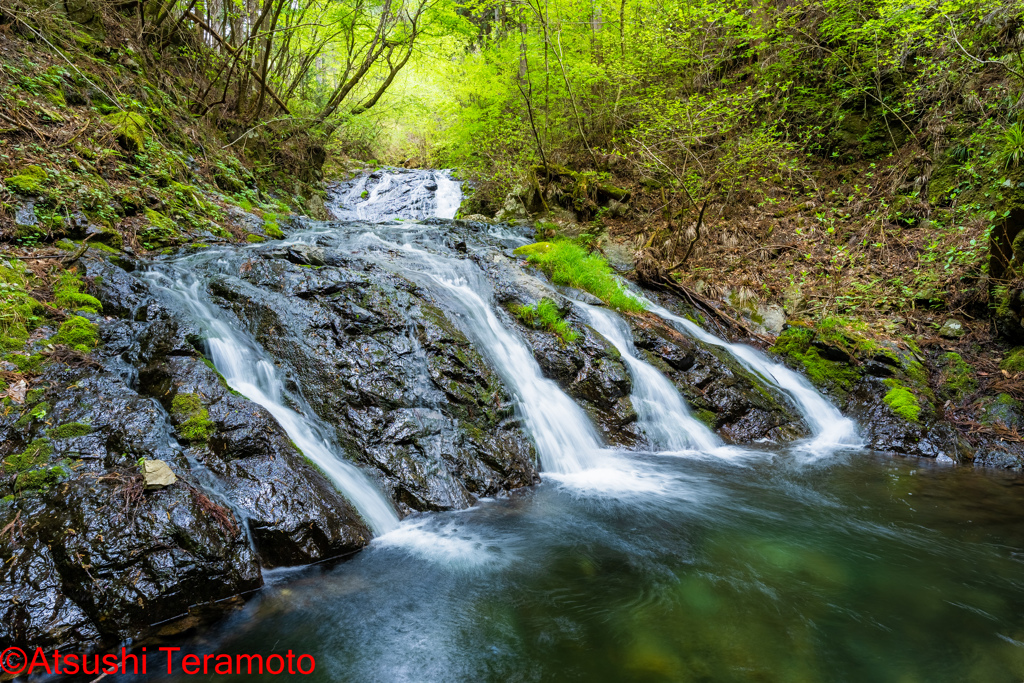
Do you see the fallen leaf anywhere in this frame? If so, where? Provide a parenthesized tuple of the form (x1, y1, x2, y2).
(5, 379, 27, 404)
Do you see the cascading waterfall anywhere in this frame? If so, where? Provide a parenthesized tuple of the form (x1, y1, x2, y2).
(578, 303, 721, 452)
(640, 298, 861, 451)
(340, 231, 605, 474)
(328, 169, 462, 222)
(143, 271, 401, 535)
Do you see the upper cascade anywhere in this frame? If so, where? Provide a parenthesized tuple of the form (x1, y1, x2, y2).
(326, 168, 462, 222)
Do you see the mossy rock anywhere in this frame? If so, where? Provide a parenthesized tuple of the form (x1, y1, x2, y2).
(882, 379, 921, 422)
(3, 165, 47, 196)
(1001, 347, 1024, 373)
(47, 422, 92, 439)
(54, 271, 103, 314)
(51, 316, 100, 352)
(103, 111, 148, 153)
(171, 392, 214, 442)
(246, 233, 265, 243)
(770, 325, 861, 394)
(936, 352, 977, 402)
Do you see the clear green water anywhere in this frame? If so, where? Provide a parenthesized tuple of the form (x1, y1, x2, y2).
(135, 451, 1024, 682)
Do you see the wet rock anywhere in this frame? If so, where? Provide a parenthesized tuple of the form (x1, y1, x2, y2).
(974, 450, 1024, 469)
(0, 366, 261, 651)
(203, 253, 538, 514)
(628, 313, 807, 444)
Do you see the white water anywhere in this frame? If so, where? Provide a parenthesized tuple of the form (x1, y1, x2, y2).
(349, 233, 605, 474)
(145, 274, 401, 535)
(641, 298, 861, 452)
(579, 303, 721, 452)
(328, 169, 462, 222)
(433, 172, 462, 219)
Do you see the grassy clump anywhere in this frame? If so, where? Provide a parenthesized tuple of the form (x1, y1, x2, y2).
(262, 213, 284, 239)
(171, 392, 214, 442)
(51, 316, 99, 352)
(54, 271, 103, 313)
(770, 326, 861, 393)
(511, 298, 579, 342)
(883, 380, 921, 423)
(3, 164, 47, 195)
(513, 241, 645, 312)
(47, 422, 92, 439)
(1001, 347, 1024, 373)
(937, 352, 977, 402)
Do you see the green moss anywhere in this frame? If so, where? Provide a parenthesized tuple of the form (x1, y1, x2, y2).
(171, 392, 214, 442)
(47, 422, 92, 439)
(51, 316, 99, 352)
(246, 233, 265, 243)
(13, 400, 49, 428)
(103, 111, 148, 153)
(695, 409, 717, 427)
(1001, 347, 1024, 372)
(262, 213, 284, 239)
(511, 298, 579, 342)
(770, 326, 860, 393)
(513, 241, 644, 312)
(171, 392, 203, 416)
(937, 352, 977, 401)
(6, 353, 44, 373)
(883, 380, 921, 422)
(141, 209, 180, 248)
(4, 438, 52, 473)
(14, 465, 67, 492)
(54, 271, 103, 313)
(3, 165, 46, 195)
(24, 388, 44, 404)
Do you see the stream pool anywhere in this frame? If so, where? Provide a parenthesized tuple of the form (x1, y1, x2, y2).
(121, 449, 1024, 682)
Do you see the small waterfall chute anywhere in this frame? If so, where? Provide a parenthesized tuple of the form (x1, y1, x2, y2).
(578, 303, 721, 452)
(144, 271, 401, 535)
(641, 298, 861, 452)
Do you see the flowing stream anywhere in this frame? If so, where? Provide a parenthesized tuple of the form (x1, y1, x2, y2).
(124, 170, 1024, 683)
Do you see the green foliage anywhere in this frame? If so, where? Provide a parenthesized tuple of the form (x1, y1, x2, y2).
(514, 241, 644, 312)
(3, 165, 47, 195)
(997, 122, 1024, 170)
(883, 380, 921, 423)
(0, 260, 43, 351)
(141, 209, 180, 248)
(14, 400, 49, 428)
(54, 271, 102, 313)
(103, 111, 148, 152)
(511, 298, 579, 342)
(171, 392, 214, 442)
(246, 233, 265, 243)
(52, 316, 100, 352)
(47, 422, 92, 439)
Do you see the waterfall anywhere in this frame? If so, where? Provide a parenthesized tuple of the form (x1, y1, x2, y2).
(578, 303, 721, 452)
(641, 299, 861, 451)
(327, 169, 462, 222)
(337, 231, 605, 474)
(433, 171, 462, 219)
(144, 272, 401, 535)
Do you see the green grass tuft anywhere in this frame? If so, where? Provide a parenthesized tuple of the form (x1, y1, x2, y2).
(513, 241, 645, 312)
(511, 298, 579, 342)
